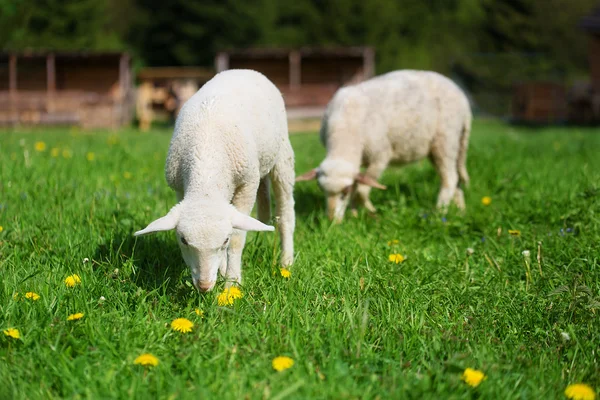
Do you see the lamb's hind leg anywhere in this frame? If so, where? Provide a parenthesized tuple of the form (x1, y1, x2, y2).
(270, 146, 295, 267)
(430, 142, 459, 210)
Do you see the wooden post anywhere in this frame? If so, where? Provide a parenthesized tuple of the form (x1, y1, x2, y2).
(118, 53, 131, 127)
(119, 53, 130, 100)
(47, 53, 56, 112)
(9, 54, 17, 120)
(215, 53, 229, 72)
(289, 50, 301, 90)
(363, 48, 375, 80)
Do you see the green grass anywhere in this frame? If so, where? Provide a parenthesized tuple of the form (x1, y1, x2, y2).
(1, 120, 599, 399)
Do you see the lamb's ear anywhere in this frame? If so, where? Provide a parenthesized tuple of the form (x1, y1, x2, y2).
(134, 206, 181, 236)
(355, 174, 387, 190)
(295, 168, 319, 182)
(231, 210, 275, 232)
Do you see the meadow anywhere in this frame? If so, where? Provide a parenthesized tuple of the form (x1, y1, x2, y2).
(0, 120, 599, 399)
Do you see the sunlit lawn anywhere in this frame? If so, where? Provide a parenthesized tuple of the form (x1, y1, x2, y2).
(1, 120, 599, 399)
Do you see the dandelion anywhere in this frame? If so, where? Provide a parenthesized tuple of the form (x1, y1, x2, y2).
(171, 318, 194, 333)
(272, 356, 294, 371)
(50, 148, 60, 157)
(25, 292, 40, 301)
(564, 383, 596, 400)
(481, 196, 492, 206)
(3, 328, 20, 339)
(280, 268, 291, 278)
(508, 229, 521, 237)
(123, 171, 132, 180)
(194, 309, 204, 317)
(86, 152, 96, 161)
(64, 274, 82, 288)
(34, 141, 46, 152)
(107, 135, 119, 146)
(67, 313, 84, 321)
(387, 239, 400, 246)
(134, 353, 159, 367)
(0, 225, 3, 233)
(61, 149, 73, 159)
(461, 368, 486, 387)
(217, 286, 243, 306)
(388, 254, 405, 264)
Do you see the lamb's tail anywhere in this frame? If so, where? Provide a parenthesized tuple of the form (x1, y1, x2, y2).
(457, 112, 471, 188)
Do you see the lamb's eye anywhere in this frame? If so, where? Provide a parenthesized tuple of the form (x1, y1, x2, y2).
(180, 236, 188, 246)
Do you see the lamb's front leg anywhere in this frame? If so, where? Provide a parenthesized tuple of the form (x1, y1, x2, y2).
(356, 154, 391, 213)
(225, 183, 259, 287)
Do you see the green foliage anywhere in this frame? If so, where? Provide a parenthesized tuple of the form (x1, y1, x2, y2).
(1, 121, 599, 398)
(0, 0, 124, 51)
(1, 0, 595, 81)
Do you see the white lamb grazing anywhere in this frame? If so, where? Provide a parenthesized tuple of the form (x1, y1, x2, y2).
(297, 70, 471, 222)
(135, 69, 295, 292)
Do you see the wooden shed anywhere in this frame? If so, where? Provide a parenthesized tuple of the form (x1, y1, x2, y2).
(0, 51, 133, 129)
(136, 67, 213, 131)
(215, 47, 375, 117)
(580, 5, 600, 123)
(512, 81, 567, 124)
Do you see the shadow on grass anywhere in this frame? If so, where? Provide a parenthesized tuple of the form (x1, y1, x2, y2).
(93, 231, 189, 295)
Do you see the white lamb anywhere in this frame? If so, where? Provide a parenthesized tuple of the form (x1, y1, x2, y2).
(135, 69, 295, 292)
(297, 70, 471, 222)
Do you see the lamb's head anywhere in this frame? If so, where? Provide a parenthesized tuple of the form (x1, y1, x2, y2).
(296, 158, 386, 222)
(134, 201, 274, 292)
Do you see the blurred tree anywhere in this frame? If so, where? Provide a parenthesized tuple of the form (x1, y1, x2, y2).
(0, 0, 596, 83)
(0, 0, 123, 50)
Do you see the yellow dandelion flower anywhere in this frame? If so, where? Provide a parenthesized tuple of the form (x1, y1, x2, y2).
(123, 171, 132, 180)
(134, 353, 159, 367)
(387, 239, 400, 246)
(508, 229, 521, 237)
(217, 286, 243, 306)
(171, 318, 194, 333)
(388, 254, 405, 264)
(64, 274, 82, 288)
(194, 309, 204, 317)
(272, 356, 294, 371)
(565, 383, 596, 400)
(25, 292, 40, 301)
(280, 268, 291, 279)
(461, 368, 486, 388)
(67, 313, 84, 321)
(34, 141, 47, 152)
(481, 196, 492, 206)
(3, 328, 20, 339)
(62, 149, 73, 159)
(50, 148, 60, 157)
(86, 152, 96, 161)
(0, 225, 3, 233)
(107, 135, 119, 146)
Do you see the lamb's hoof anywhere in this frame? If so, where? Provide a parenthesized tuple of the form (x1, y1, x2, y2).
(364, 202, 377, 214)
